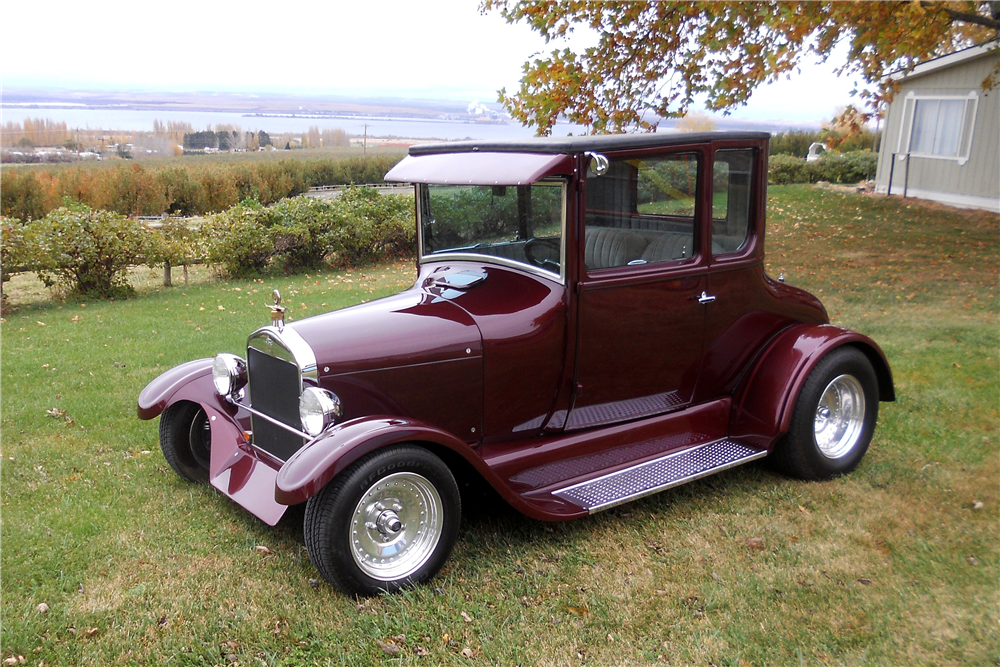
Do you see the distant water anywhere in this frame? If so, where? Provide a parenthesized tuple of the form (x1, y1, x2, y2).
(0, 107, 589, 141)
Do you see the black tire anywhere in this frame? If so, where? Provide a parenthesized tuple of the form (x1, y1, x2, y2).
(304, 445, 461, 597)
(159, 401, 211, 483)
(771, 346, 879, 480)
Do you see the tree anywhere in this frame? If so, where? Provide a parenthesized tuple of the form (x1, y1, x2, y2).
(483, 1, 1000, 133)
(674, 110, 717, 133)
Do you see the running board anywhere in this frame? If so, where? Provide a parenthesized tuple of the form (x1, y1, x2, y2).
(552, 439, 767, 513)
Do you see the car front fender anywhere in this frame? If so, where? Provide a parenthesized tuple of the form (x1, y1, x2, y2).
(275, 416, 490, 506)
(137, 358, 215, 420)
(729, 323, 894, 447)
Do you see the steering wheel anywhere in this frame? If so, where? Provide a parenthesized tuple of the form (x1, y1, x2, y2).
(524, 237, 561, 272)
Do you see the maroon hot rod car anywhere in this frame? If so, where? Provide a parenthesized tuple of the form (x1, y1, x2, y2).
(138, 132, 893, 596)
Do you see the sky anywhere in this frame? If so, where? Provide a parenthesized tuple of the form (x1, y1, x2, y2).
(1, 0, 858, 125)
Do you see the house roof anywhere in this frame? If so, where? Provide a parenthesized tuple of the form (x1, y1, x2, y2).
(890, 42, 999, 81)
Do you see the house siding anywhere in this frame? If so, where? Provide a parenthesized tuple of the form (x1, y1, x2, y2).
(875, 50, 999, 211)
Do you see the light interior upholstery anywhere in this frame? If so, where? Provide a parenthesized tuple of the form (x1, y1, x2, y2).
(584, 227, 694, 269)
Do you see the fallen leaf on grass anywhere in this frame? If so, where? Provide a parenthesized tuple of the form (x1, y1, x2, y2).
(972, 500, 984, 510)
(3, 656, 25, 665)
(377, 640, 401, 655)
(461, 647, 473, 658)
(798, 505, 811, 515)
(414, 646, 430, 657)
(85, 627, 98, 637)
(460, 610, 473, 623)
(36, 603, 49, 614)
(745, 537, 764, 550)
(966, 556, 978, 566)
(254, 545, 272, 555)
(857, 578, 873, 586)
(562, 604, 589, 617)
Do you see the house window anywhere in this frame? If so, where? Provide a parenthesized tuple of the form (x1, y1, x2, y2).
(897, 91, 978, 165)
(911, 99, 965, 157)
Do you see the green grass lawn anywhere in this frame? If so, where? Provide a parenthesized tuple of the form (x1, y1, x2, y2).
(2, 186, 997, 666)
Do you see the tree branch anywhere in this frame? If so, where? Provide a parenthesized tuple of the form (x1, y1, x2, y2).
(920, 1, 1000, 32)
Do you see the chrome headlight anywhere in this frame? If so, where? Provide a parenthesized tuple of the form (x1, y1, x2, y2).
(299, 387, 342, 437)
(213, 353, 248, 398)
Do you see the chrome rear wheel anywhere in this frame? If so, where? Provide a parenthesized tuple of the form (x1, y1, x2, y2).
(771, 347, 879, 480)
(814, 374, 866, 459)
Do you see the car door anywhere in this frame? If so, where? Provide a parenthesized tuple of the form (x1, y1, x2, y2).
(696, 143, 799, 404)
(566, 147, 710, 431)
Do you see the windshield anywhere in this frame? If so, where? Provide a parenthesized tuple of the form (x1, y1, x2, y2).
(418, 181, 565, 276)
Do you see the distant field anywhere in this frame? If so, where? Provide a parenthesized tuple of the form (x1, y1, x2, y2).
(1, 186, 997, 666)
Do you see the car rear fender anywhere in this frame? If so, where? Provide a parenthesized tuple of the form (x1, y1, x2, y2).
(730, 324, 894, 447)
(275, 416, 503, 507)
(137, 358, 216, 420)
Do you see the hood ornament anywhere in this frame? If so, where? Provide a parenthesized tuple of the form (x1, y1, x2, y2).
(269, 289, 288, 330)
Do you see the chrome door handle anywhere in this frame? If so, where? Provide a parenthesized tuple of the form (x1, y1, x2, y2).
(697, 291, 716, 305)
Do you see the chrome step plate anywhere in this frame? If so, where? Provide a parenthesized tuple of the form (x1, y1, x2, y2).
(552, 439, 766, 513)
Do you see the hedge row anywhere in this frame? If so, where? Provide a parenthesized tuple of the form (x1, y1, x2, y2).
(1, 188, 415, 300)
(768, 151, 878, 185)
(0, 155, 403, 221)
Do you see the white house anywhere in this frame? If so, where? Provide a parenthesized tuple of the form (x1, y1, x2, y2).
(874, 43, 999, 212)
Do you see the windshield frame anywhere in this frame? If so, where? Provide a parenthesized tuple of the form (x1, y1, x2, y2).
(416, 178, 569, 285)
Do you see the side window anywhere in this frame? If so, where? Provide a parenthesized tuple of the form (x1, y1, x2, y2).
(712, 149, 754, 255)
(584, 153, 698, 271)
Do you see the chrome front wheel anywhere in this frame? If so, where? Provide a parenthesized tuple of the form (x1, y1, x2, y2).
(350, 472, 444, 581)
(304, 445, 460, 597)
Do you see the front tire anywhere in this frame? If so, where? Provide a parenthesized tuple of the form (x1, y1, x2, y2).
(159, 401, 212, 483)
(304, 445, 461, 597)
(771, 347, 879, 480)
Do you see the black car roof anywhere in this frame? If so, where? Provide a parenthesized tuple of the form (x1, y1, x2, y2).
(408, 131, 771, 156)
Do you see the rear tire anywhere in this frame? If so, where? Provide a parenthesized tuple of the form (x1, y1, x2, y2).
(304, 445, 460, 597)
(159, 401, 211, 483)
(771, 347, 879, 480)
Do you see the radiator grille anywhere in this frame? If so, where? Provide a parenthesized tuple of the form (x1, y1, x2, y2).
(247, 346, 304, 461)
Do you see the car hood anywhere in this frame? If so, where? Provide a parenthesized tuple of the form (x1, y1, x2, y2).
(285, 288, 483, 377)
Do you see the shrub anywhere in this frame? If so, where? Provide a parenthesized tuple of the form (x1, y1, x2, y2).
(1, 217, 33, 305)
(0, 170, 48, 221)
(768, 154, 814, 185)
(326, 187, 415, 266)
(0, 155, 406, 220)
(29, 204, 159, 297)
(269, 197, 336, 272)
(818, 151, 878, 183)
(200, 188, 415, 277)
(202, 200, 277, 278)
(767, 151, 878, 185)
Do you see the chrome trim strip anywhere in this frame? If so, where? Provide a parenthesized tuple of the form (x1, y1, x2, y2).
(552, 439, 767, 513)
(228, 397, 311, 439)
